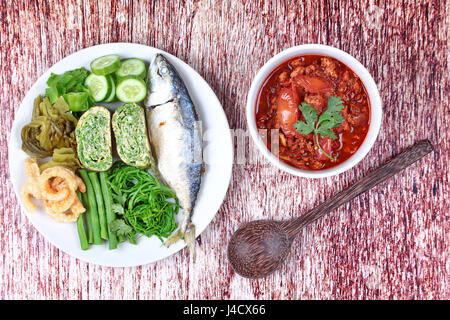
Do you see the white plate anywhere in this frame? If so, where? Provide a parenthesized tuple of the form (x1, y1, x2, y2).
(9, 43, 233, 267)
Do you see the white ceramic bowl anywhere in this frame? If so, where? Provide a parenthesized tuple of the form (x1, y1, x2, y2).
(246, 44, 382, 178)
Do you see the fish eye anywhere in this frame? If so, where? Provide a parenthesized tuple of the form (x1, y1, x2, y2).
(159, 66, 169, 76)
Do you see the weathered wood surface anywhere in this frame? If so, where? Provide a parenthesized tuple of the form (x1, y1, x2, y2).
(0, 0, 448, 300)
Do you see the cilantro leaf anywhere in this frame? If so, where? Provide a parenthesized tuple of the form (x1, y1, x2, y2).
(293, 95, 345, 161)
(293, 102, 317, 135)
(326, 96, 345, 112)
(293, 121, 314, 135)
(112, 203, 125, 215)
(109, 219, 133, 237)
(318, 96, 344, 126)
(112, 192, 126, 206)
(316, 120, 338, 139)
(299, 102, 318, 125)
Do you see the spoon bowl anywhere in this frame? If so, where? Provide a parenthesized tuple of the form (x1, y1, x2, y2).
(228, 220, 291, 278)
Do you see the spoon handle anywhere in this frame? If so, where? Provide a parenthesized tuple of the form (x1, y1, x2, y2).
(283, 140, 434, 239)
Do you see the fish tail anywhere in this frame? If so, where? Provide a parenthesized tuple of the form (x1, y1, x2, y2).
(184, 223, 196, 261)
(164, 227, 183, 247)
(164, 222, 197, 261)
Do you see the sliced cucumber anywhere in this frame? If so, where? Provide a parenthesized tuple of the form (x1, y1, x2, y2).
(90, 54, 121, 75)
(115, 58, 146, 80)
(116, 76, 147, 103)
(103, 75, 116, 102)
(85, 73, 111, 102)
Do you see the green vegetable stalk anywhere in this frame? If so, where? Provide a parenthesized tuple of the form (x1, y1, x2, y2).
(88, 171, 109, 240)
(81, 192, 94, 244)
(76, 191, 89, 250)
(63, 91, 93, 112)
(99, 171, 118, 250)
(45, 67, 94, 111)
(79, 169, 102, 245)
(107, 162, 180, 242)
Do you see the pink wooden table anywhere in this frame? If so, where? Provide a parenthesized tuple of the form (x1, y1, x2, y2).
(0, 0, 448, 299)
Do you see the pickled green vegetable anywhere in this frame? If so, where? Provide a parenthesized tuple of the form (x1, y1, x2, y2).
(21, 95, 78, 158)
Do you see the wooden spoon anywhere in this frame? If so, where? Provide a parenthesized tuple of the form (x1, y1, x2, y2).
(227, 140, 434, 278)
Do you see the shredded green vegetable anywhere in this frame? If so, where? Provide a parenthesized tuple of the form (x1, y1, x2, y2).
(108, 162, 180, 242)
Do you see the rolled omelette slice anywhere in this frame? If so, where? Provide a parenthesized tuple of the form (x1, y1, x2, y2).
(112, 103, 153, 168)
(75, 106, 113, 171)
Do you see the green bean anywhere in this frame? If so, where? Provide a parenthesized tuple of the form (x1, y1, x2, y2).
(76, 191, 89, 250)
(81, 192, 93, 244)
(88, 171, 108, 240)
(99, 171, 118, 250)
(79, 169, 102, 244)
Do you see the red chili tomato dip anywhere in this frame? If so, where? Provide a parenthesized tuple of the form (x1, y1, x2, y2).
(255, 55, 371, 170)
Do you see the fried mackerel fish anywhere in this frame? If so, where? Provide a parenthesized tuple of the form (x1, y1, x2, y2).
(75, 106, 113, 171)
(112, 103, 154, 168)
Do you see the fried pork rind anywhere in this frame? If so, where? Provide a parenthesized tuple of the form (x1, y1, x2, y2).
(38, 166, 79, 193)
(21, 181, 40, 212)
(24, 157, 40, 179)
(20, 158, 86, 223)
(43, 190, 76, 213)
